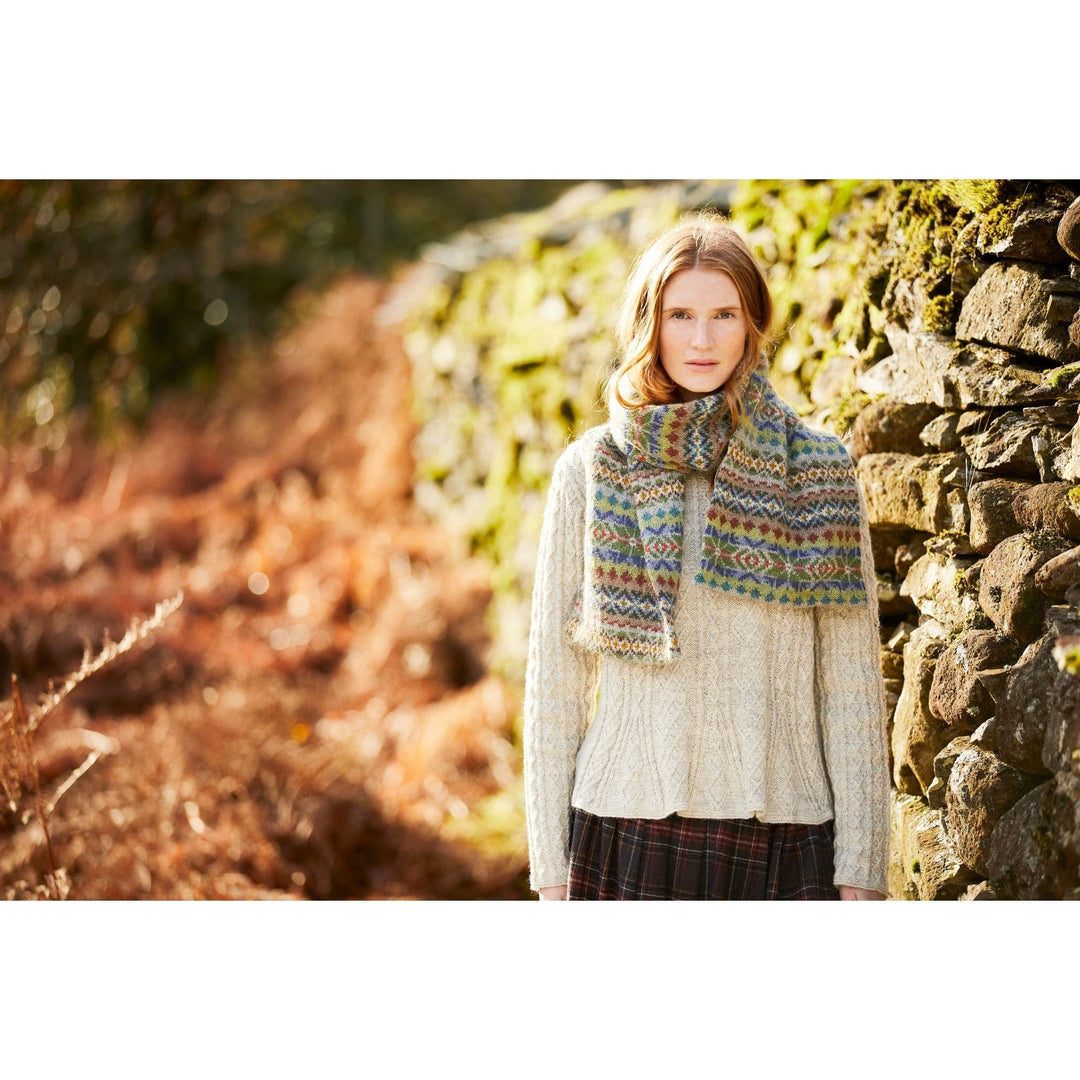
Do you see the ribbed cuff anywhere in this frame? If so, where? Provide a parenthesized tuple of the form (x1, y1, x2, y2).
(834, 869, 889, 896)
(529, 864, 569, 893)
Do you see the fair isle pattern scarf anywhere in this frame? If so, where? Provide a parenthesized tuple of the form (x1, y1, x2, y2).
(567, 367, 868, 665)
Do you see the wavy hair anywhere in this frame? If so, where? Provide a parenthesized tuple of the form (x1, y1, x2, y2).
(608, 212, 774, 428)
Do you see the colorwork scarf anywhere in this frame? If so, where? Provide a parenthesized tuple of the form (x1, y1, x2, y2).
(567, 366, 868, 665)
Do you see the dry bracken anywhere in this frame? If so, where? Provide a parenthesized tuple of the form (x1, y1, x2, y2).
(0, 592, 184, 900)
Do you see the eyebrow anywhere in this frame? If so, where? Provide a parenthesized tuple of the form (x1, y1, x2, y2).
(661, 303, 743, 312)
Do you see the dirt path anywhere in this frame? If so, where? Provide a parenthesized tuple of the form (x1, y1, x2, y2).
(0, 276, 527, 900)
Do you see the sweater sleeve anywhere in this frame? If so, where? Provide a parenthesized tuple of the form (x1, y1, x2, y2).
(814, 488, 891, 895)
(523, 439, 601, 892)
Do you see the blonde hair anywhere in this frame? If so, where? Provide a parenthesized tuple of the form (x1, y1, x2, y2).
(609, 212, 774, 427)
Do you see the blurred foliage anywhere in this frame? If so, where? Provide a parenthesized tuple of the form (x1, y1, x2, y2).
(729, 179, 888, 416)
(0, 179, 592, 448)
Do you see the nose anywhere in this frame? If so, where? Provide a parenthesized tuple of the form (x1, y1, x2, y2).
(692, 318, 710, 349)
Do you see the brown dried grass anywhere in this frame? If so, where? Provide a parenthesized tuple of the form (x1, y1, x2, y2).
(0, 276, 527, 900)
(1, 594, 183, 898)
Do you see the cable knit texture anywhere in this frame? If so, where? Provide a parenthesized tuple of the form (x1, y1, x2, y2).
(523, 426, 891, 895)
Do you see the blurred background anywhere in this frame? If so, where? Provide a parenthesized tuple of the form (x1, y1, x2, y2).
(0, 180, 592, 447)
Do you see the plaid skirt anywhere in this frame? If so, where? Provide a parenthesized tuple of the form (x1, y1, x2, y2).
(567, 809, 840, 900)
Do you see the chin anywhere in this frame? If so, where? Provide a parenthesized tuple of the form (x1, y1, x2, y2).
(689, 375, 726, 393)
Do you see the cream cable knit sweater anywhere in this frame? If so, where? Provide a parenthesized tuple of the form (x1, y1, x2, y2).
(523, 429, 891, 895)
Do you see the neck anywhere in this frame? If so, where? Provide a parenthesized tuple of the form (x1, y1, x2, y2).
(677, 386, 725, 403)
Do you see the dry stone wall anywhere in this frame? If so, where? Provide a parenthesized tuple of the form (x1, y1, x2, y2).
(851, 183, 1080, 899)
(396, 179, 1080, 899)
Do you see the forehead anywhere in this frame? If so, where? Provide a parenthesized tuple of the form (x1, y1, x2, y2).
(662, 267, 741, 306)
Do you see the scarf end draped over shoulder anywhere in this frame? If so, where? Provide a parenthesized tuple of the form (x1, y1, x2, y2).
(567, 367, 868, 665)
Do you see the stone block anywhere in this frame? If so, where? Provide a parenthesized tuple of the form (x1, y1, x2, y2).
(987, 773, 1080, 899)
(919, 411, 961, 450)
(891, 622, 952, 796)
(900, 550, 980, 633)
(895, 534, 931, 577)
(888, 792, 979, 901)
(1012, 481, 1080, 539)
(967, 478, 1030, 554)
(1049, 414, 1080, 479)
(929, 630, 1022, 732)
(1045, 640, 1080, 773)
(956, 260, 1080, 365)
(969, 718, 998, 750)
(1057, 195, 1080, 261)
(926, 735, 972, 810)
(851, 398, 942, 460)
(981, 205, 1072, 264)
(857, 328, 1056, 408)
(1035, 545, 1080, 598)
(960, 411, 1046, 478)
(881, 647, 904, 680)
(950, 345, 1059, 407)
(995, 631, 1080, 775)
(943, 743, 1044, 877)
(1046, 293, 1080, 324)
(856, 328, 959, 407)
(856, 451, 968, 534)
(978, 532, 1074, 644)
(1023, 403, 1080, 426)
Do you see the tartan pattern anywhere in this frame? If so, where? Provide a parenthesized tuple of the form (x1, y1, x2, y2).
(567, 366, 867, 665)
(567, 809, 840, 901)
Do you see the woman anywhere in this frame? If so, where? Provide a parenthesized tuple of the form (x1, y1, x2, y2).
(523, 212, 889, 900)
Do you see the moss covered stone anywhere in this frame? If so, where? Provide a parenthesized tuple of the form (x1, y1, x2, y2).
(939, 180, 1011, 214)
(977, 192, 1040, 250)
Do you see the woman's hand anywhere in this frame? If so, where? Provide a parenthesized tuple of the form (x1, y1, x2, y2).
(838, 885, 886, 900)
(538, 885, 568, 901)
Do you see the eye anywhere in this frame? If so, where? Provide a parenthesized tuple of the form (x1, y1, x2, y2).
(668, 310, 689, 319)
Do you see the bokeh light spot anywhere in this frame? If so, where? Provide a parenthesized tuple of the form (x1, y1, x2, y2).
(204, 299, 229, 327)
(113, 324, 137, 354)
(403, 643, 432, 677)
(88, 311, 110, 339)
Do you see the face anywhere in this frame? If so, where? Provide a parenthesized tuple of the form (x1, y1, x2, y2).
(657, 267, 748, 401)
